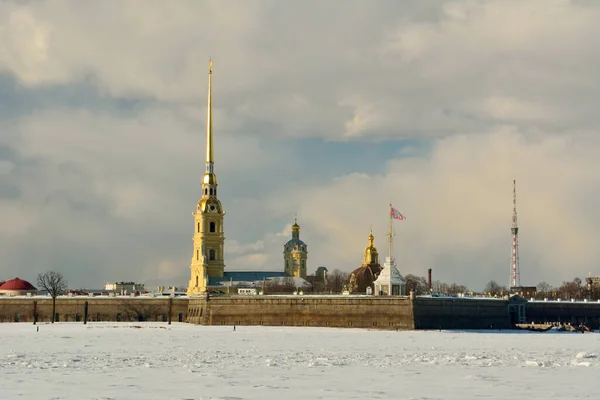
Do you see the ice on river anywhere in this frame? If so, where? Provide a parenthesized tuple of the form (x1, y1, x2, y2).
(1, 322, 598, 399)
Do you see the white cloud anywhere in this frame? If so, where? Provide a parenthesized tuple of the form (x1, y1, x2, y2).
(3, 1, 600, 140)
(1, 1, 600, 290)
(244, 129, 600, 290)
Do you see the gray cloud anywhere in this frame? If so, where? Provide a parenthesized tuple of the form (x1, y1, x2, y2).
(1, 1, 600, 290)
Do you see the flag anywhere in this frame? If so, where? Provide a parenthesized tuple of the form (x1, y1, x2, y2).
(390, 207, 406, 220)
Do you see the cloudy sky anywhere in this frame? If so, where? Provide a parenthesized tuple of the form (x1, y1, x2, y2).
(1, 0, 600, 290)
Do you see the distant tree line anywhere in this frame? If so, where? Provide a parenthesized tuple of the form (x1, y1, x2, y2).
(534, 278, 600, 301)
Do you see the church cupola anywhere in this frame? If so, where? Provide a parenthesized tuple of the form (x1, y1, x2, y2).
(291, 217, 300, 240)
(362, 228, 379, 265)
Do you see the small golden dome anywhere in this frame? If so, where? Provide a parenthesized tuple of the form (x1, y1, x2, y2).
(363, 229, 379, 265)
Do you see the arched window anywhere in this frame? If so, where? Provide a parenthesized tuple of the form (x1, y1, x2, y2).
(197, 222, 200, 233)
(210, 188, 213, 195)
(196, 249, 199, 260)
(204, 188, 208, 195)
(209, 222, 216, 232)
(196, 276, 199, 287)
(209, 249, 216, 260)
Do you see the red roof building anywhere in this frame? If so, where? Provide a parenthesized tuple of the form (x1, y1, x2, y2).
(0, 277, 37, 296)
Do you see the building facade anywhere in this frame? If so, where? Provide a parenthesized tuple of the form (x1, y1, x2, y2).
(283, 218, 308, 279)
(187, 59, 226, 295)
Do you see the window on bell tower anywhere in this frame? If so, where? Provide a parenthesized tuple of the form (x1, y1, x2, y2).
(210, 222, 216, 232)
(209, 249, 216, 261)
(210, 188, 213, 196)
(196, 250, 199, 260)
(197, 222, 200, 233)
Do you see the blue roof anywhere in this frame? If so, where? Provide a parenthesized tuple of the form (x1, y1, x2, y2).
(207, 271, 285, 286)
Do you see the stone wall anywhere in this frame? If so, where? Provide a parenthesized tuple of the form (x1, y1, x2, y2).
(0, 297, 189, 323)
(413, 297, 512, 329)
(526, 300, 600, 328)
(3, 295, 598, 330)
(188, 296, 415, 330)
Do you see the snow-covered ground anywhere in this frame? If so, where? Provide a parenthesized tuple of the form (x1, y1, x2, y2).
(1, 323, 598, 399)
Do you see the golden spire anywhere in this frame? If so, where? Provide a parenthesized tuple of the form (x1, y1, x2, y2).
(206, 58, 214, 164)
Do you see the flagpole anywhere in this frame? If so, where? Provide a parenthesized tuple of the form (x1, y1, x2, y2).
(388, 203, 393, 260)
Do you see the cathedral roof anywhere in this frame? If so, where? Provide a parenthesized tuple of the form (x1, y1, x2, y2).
(351, 264, 382, 281)
(0, 277, 37, 291)
(285, 237, 307, 248)
(208, 271, 285, 287)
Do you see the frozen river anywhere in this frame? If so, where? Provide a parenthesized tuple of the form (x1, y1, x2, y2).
(1, 322, 598, 399)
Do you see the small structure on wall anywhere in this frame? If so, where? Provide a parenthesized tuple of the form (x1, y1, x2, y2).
(373, 205, 406, 296)
(105, 282, 145, 294)
(0, 277, 37, 296)
(374, 257, 405, 296)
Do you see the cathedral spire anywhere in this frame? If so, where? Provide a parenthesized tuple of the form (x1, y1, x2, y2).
(206, 58, 214, 167)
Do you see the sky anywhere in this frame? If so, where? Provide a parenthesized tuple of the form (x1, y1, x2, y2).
(2, 0, 600, 291)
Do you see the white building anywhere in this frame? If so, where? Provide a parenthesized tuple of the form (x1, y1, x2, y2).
(105, 282, 145, 294)
(374, 257, 406, 296)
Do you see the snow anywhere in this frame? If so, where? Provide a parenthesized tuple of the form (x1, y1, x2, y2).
(1, 323, 599, 399)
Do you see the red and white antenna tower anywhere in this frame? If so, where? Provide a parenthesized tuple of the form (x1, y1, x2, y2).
(510, 179, 520, 288)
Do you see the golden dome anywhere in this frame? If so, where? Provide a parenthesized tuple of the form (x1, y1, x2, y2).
(292, 217, 300, 231)
(363, 229, 379, 265)
(197, 197, 222, 213)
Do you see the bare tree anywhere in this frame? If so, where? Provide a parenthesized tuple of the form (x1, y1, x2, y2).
(484, 280, 506, 297)
(447, 283, 468, 295)
(325, 269, 349, 293)
(405, 274, 428, 295)
(37, 271, 68, 323)
(536, 281, 553, 299)
(263, 277, 298, 294)
(557, 278, 584, 300)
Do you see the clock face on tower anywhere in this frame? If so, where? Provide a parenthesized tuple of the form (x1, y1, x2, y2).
(209, 204, 216, 212)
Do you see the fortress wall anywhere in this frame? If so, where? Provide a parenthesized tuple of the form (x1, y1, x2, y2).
(0, 297, 189, 323)
(526, 301, 600, 328)
(187, 296, 415, 330)
(3, 295, 599, 330)
(412, 297, 512, 329)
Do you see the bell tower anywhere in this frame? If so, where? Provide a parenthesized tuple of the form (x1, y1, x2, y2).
(283, 217, 308, 279)
(187, 59, 226, 296)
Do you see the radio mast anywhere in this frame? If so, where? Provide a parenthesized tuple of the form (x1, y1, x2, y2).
(510, 179, 520, 288)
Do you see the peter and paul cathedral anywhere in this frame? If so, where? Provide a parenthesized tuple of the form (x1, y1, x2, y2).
(187, 59, 226, 295)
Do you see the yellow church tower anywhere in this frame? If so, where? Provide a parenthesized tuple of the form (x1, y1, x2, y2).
(283, 218, 308, 279)
(187, 59, 226, 296)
